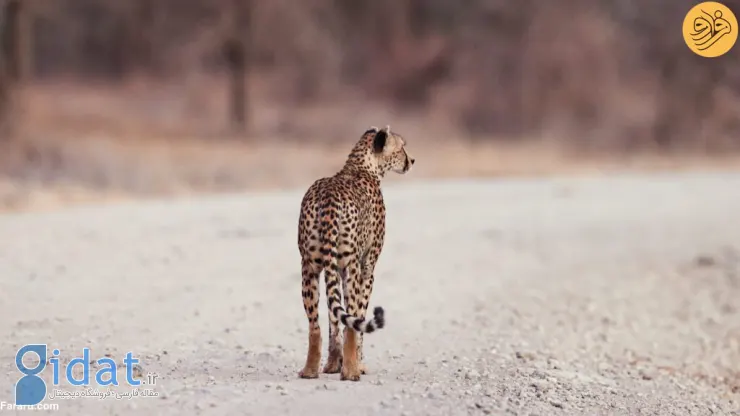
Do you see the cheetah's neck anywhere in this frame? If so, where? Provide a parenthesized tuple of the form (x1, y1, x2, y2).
(339, 140, 383, 180)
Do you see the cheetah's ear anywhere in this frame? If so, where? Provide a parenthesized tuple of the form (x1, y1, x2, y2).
(373, 128, 388, 153)
(363, 126, 379, 137)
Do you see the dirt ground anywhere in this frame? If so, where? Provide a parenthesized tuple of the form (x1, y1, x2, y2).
(1, 171, 740, 415)
(3, 132, 740, 214)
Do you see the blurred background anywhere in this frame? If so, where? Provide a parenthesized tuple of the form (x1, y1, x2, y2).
(1, 0, 739, 211)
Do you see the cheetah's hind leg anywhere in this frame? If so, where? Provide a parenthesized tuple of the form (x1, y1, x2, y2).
(298, 258, 321, 378)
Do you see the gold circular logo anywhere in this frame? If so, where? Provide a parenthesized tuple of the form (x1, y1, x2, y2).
(683, 1, 738, 57)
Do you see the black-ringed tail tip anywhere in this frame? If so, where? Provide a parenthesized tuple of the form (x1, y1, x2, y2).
(350, 306, 385, 333)
(372, 306, 385, 330)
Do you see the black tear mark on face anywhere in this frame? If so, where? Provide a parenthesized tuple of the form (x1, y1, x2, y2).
(373, 130, 388, 153)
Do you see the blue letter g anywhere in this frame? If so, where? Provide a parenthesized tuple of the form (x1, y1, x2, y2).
(15, 344, 47, 406)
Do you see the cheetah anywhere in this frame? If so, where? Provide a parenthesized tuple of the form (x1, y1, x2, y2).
(296, 125, 415, 381)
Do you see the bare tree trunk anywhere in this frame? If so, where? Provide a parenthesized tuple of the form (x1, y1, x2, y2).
(224, 0, 251, 134)
(121, 0, 155, 75)
(3, 0, 32, 82)
(0, 2, 7, 131)
(0, 0, 32, 140)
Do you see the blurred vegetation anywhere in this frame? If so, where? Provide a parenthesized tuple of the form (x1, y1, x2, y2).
(1, 0, 739, 150)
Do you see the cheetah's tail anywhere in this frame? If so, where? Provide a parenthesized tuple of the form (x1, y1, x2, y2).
(319, 206, 385, 334)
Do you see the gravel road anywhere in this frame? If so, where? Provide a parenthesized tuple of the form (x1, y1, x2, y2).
(2, 171, 740, 415)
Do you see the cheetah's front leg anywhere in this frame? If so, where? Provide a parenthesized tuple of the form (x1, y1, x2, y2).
(357, 250, 379, 374)
(322, 268, 346, 374)
(341, 258, 362, 381)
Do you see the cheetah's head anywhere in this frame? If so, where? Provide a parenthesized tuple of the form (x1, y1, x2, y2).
(371, 125, 415, 176)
